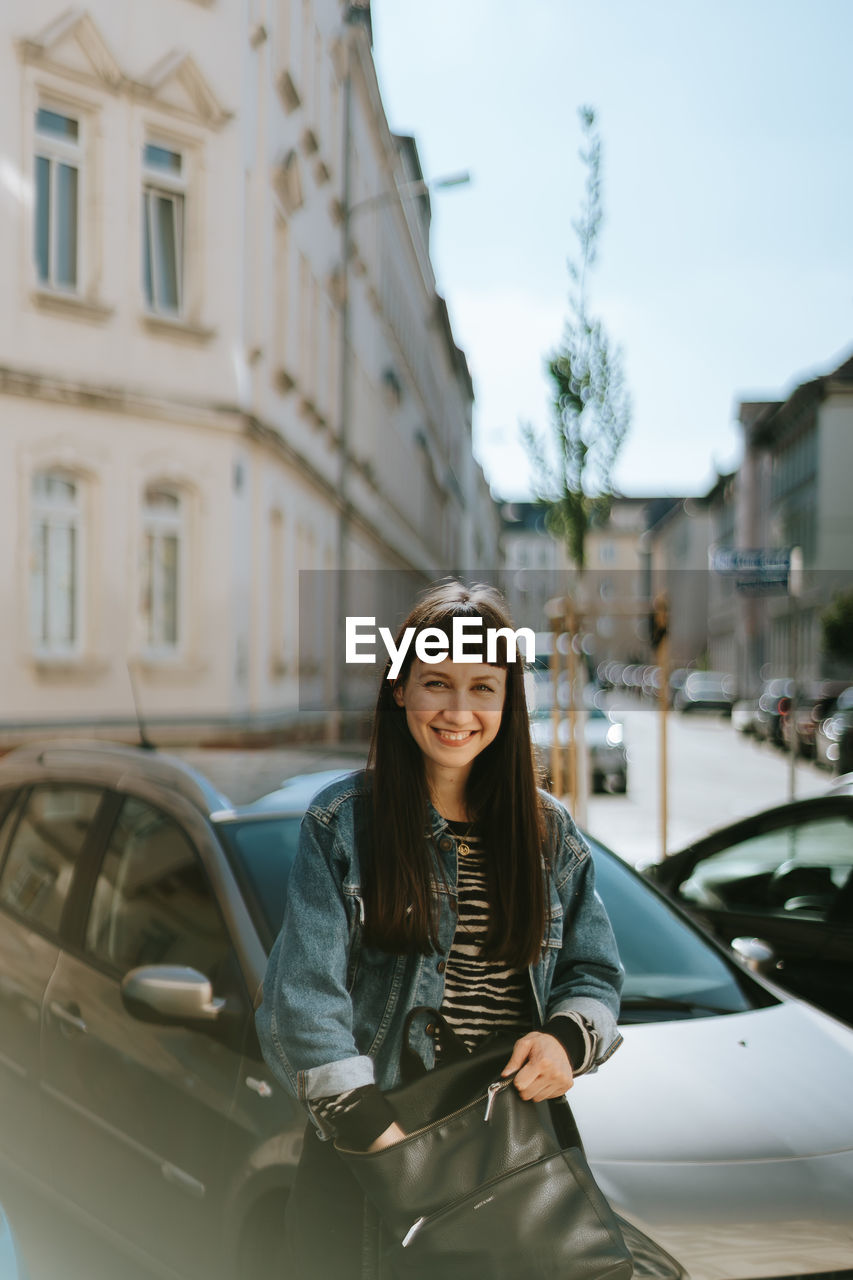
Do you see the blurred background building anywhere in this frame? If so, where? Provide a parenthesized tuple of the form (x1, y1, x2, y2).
(0, 0, 500, 744)
(501, 350, 853, 697)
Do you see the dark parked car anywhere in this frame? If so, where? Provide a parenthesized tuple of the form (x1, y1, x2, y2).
(814, 686, 853, 775)
(529, 705, 628, 794)
(752, 676, 793, 745)
(3, 743, 853, 1280)
(779, 681, 850, 757)
(731, 698, 759, 735)
(666, 668, 690, 707)
(647, 793, 853, 1025)
(0, 741, 306, 1280)
(673, 670, 735, 715)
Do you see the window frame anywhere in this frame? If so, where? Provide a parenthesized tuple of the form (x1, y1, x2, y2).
(0, 783, 109, 944)
(140, 483, 187, 659)
(660, 796, 853, 924)
(33, 102, 84, 295)
(80, 793, 233, 984)
(29, 468, 86, 658)
(141, 140, 187, 317)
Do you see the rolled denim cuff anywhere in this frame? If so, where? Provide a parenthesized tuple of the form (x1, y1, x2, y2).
(298, 1054, 376, 1102)
(548, 996, 622, 1069)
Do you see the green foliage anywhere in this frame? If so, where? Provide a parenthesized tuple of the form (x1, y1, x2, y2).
(523, 106, 630, 569)
(821, 589, 853, 665)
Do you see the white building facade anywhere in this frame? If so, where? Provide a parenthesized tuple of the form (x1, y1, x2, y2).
(0, 0, 496, 742)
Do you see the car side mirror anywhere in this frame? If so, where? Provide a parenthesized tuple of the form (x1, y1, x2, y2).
(121, 965, 225, 1024)
(730, 936, 775, 975)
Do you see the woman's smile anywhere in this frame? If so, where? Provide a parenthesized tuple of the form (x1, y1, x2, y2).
(431, 726, 478, 744)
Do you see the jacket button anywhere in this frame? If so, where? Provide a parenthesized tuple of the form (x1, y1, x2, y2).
(437, 960, 446, 974)
(425, 1023, 436, 1037)
(438, 836, 453, 852)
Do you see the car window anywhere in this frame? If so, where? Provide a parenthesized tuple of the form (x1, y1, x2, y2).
(587, 838, 762, 1021)
(85, 796, 232, 980)
(677, 816, 853, 921)
(0, 786, 103, 933)
(0, 790, 25, 862)
(0, 789, 19, 834)
(216, 815, 302, 949)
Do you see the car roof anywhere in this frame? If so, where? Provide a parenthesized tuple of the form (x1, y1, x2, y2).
(228, 767, 355, 817)
(0, 740, 232, 817)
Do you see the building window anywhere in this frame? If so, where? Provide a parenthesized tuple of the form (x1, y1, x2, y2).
(269, 509, 287, 676)
(142, 143, 185, 315)
(142, 486, 184, 652)
(34, 107, 81, 291)
(30, 470, 83, 654)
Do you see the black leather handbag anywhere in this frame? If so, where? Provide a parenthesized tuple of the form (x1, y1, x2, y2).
(335, 1009, 633, 1280)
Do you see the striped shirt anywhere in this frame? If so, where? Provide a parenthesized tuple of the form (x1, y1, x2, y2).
(439, 821, 530, 1051)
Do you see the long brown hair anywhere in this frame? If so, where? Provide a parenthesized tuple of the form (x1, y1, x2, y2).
(364, 580, 547, 967)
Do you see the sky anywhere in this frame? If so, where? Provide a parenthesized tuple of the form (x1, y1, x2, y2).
(370, 0, 853, 501)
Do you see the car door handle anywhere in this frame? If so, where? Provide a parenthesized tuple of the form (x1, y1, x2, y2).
(49, 1001, 88, 1034)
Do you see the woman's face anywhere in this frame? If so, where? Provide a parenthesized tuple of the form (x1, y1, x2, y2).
(393, 657, 507, 782)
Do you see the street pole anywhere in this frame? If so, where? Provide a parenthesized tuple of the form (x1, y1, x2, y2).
(565, 599, 578, 812)
(788, 547, 802, 803)
(651, 594, 669, 861)
(550, 611, 562, 797)
(659, 627, 669, 863)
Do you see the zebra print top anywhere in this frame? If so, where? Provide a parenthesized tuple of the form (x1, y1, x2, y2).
(438, 820, 530, 1051)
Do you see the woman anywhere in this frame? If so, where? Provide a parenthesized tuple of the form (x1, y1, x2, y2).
(256, 580, 623, 1277)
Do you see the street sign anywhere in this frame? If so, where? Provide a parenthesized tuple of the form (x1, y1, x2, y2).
(709, 547, 792, 596)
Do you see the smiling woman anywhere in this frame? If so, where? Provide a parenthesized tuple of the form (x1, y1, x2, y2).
(255, 579, 624, 1280)
(391, 659, 506, 791)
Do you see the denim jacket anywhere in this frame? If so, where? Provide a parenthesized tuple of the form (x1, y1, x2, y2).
(256, 771, 623, 1120)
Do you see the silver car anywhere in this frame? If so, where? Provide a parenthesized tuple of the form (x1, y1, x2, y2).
(575, 833, 853, 1280)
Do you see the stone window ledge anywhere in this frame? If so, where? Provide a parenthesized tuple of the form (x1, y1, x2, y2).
(141, 313, 216, 344)
(133, 655, 208, 681)
(32, 289, 114, 323)
(31, 655, 110, 680)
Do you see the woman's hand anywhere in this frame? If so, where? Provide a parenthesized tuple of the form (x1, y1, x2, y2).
(502, 1032, 574, 1101)
(367, 1121, 407, 1152)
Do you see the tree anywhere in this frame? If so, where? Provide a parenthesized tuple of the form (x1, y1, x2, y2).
(523, 106, 631, 569)
(821, 588, 853, 668)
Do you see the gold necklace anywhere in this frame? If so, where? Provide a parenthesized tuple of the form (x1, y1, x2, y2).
(455, 820, 476, 857)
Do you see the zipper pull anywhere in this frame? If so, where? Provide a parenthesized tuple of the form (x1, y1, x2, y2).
(484, 1080, 503, 1122)
(402, 1217, 426, 1248)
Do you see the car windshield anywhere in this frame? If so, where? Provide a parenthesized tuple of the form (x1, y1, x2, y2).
(216, 814, 303, 950)
(585, 835, 769, 1022)
(217, 811, 769, 1022)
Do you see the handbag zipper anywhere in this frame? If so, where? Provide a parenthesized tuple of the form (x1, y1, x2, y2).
(336, 1076, 517, 1156)
(400, 1147, 558, 1249)
(406, 1075, 514, 1141)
